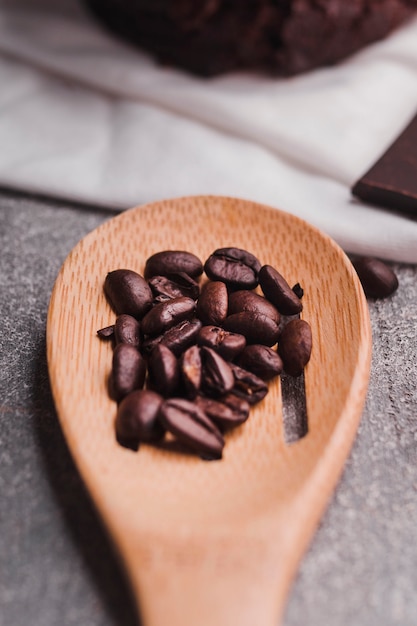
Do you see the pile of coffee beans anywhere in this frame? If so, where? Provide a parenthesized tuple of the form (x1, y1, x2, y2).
(98, 248, 312, 460)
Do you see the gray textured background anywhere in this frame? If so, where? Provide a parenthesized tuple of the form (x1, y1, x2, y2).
(1, 191, 416, 626)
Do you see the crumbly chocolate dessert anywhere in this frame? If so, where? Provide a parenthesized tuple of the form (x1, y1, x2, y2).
(84, 0, 417, 76)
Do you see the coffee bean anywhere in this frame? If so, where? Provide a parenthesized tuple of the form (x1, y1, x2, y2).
(114, 314, 141, 348)
(116, 390, 165, 446)
(204, 247, 261, 290)
(259, 265, 303, 316)
(223, 311, 280, 347)
(97, 324, 114, 340)
(149, 272, 200, 301)
(147, 344, 180, 397)
(352, 256, 399, 299)
(201, 346, 235, 396)
(214, 247, 262, 274)
(195, 394, 250, 430)
(228, 290, 280, 324)
(278, 318, 312, 377)
(181, 345, 202, 398)
(159, 398, 224, 459)
(142, 318, 203, 357)
(144, 250, 203, 280)
(237, 344, 283, 381)
(292, 283, 304, 299)
(196, 281, 228, 326)
(141, 296, 195, 336)
(197, 325, 246, 361)
(104, 269, 153, 319)
(160, 318, 202, 356)
(229, 363, 268, 405)
(110, 343, 146, 402)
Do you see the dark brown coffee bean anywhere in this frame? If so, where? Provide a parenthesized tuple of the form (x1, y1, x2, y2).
(278, 319, 312, 377)
(97, 324, 114, 340)
(352, 256, 399, 299)
(229, 363, 268, 405)
(223, 311, 280, 347)
(197, 325, 246, 361)
(141, 296, 195, 336)
(147, 344, 180, 397)
(104, 269, 153, 318)
(214, 247, 262, 274)
(181, 345, 202, 398)
(195, 394, 250, 430)
(237, 344, 283, 381)
(114, 314, 141, 348)
(196, 281, 228, 326)
(160, 318, 202, 356)
(204, 247, 261, 290)
(144, 250, 203, 280)
(222, 393, 251, 415)
(292, 283, 304, 299)
(149, 272, 200, 301)
(116, 390, 165, 446)
(201, 347, 235, 396)
(228, 290, 280, 324)
(159, 398, 224, 459)
(259, 265, 303, 316)
(110, 344, 146, 402)
(143, 318, 203, 357)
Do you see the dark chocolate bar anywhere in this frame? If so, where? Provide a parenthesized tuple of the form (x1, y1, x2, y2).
(352, 113, 417, 214)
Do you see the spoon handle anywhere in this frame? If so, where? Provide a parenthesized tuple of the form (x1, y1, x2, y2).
(113, 521, 300, 626)
(120, 538, 292, 626)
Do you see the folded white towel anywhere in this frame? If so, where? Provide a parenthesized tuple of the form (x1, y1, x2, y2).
(1, 0, 417, 262)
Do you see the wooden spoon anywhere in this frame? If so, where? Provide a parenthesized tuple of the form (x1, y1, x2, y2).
(47, 195, 371, 626)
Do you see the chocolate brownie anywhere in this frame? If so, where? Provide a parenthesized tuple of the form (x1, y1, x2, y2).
(84, 0, 417, 76)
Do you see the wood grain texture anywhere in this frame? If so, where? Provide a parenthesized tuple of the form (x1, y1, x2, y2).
(46, 195, 372, 626)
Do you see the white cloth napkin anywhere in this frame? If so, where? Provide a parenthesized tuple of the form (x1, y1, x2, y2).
(1, 0, 417, 262)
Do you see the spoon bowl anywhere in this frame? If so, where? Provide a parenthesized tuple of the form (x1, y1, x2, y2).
(47, 195, 371, 626)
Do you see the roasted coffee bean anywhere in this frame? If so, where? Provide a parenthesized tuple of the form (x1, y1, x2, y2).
(141, 296, 195, 336)
(214, 247, 261, 273)
(201, 347, 235, 396)
(259, 265, 303, 316)
(159, 398, 224, 459)
(195, 394, 250, 430)
(104, 269, 153, 318)
(197, 325, 246, 361)
(159, 318, 202, 357)
(149, 272, 200, 302)
(110, 343, 146, 402)
(144, 250, 203, 280)
(228, 290, 280, 324)
(352, 256, 399, 299)
(114, 314, 141, 348)
(278, 318, 312, 377)
(181, 345, 202, 398)
(143, 318, 203, 357)
(147, 344, 180, 397)
(223, 312, 280, 347)
(204, 247, 261, 290)
(196, 281, 228, 326)
(292, 283, 304, 299)
(237, 344, 283, 381)
(97, 324, 114, 340)
(116, 389, 165, 446)
(229, 363, 268, 405)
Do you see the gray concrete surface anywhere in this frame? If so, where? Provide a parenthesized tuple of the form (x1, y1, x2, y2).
(1, 191, 416, 626)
